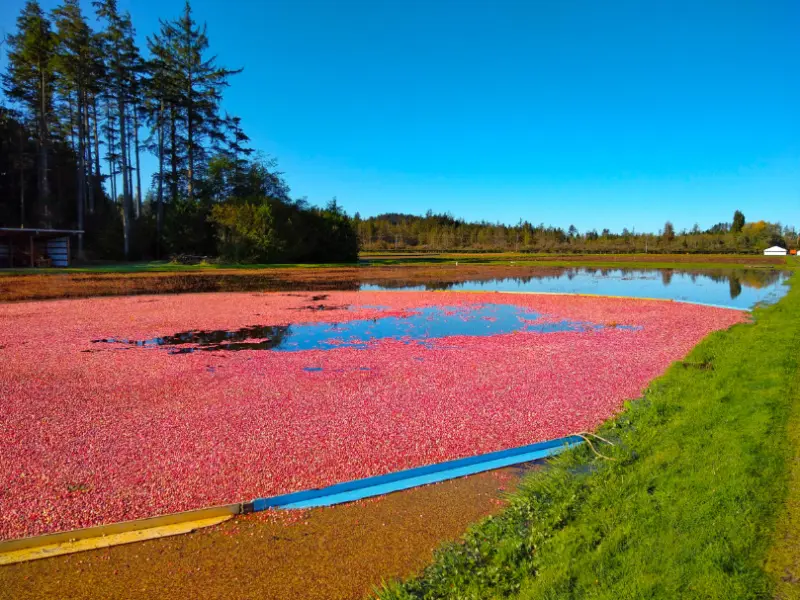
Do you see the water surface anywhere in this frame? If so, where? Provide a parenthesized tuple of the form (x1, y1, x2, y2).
(362, 268, 790, 309)
(93, 304, 626, 354)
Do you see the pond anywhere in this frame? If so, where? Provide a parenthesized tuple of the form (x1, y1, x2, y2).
(362, 268, 791, 310)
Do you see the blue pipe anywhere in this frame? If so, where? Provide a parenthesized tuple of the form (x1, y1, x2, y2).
(247, 435, 583, 511)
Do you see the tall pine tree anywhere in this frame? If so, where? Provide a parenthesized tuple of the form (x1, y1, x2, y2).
(53, 0, 97, 255)
(147, 2, 241, 201)
(2, 0, 56, 226)
(94, 0, 141, 257)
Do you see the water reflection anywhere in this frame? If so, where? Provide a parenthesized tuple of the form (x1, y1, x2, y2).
(361, 268, 790, 309)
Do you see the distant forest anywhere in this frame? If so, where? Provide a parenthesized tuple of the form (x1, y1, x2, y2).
(355, 211, 794, 255)
(0, 0, 358, 263)
(0, 1, 792, 263)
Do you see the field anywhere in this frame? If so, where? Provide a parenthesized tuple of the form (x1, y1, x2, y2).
(1, 257, 798, 600)
(0, 290, 746, 540)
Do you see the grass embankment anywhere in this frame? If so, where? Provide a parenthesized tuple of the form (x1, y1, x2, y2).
(378, 275, 800, 599)
(361, 252, 788, 271)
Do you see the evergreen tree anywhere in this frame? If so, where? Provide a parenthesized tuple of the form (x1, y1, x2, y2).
(147, 2, 241, 200)
(732, 210, 745, 233)
(52, 0, 97, 256)
(2, 0, 56, 225)
(94, 0, 141, 258)
(663, 221, 675, 242)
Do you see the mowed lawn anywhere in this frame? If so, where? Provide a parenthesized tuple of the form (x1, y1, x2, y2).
(378, 274, 800, 599)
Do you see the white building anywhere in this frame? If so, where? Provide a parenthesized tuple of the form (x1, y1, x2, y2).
(763, 245, 788, 256)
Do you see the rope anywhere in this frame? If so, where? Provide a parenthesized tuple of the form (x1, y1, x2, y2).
(575, 431, 616, 461)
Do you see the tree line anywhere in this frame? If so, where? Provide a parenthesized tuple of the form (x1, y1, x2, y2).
(1, 0, 358, 263)
(355, 210, 795, 254)
(1, 2, 792, 263)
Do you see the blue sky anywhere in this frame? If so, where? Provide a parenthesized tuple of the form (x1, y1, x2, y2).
(2, 0, 799, 232)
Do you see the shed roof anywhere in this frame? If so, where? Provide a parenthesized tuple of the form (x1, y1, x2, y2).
(0, 228, 84, 238)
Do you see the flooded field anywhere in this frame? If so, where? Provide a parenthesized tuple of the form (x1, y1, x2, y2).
(0, 290, 746, 540)
(0, 265, 789, 599)
(0, 265, 789, 308)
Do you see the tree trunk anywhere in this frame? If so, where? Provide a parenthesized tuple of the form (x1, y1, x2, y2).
(156, 98, 165, 257)
(18, 127, 25, 228)
(38, 61, 50, 225)
(128, 117, 135, 218)
(170, 105, 177, 203)
(67, 91, 76, 152)
(84, 90, 95, 215)
(185, 24, 194, 200)
(106, 101, 116, 204)
(186, 97, 193, 199)
(133, 105, 142, 219)
(76, 90, 86, 260)
(118, 92, 131, 259)
(92, 95, 102, 205)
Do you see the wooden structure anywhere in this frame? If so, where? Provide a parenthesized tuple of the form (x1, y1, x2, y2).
(0, 228, 83, 268)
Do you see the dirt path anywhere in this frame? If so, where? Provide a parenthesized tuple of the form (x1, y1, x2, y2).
(0, 466, 527, 600)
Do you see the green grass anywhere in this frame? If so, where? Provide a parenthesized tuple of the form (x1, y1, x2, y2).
(377, 275, 800, 599)
(0, 260, 357, 274)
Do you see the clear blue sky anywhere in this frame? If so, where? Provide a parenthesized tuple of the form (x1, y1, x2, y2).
(2, 0, 799, 233)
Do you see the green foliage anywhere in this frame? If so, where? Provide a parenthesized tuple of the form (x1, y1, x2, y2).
(161, 196, 215, 256)
(209, 199, 278, 263)
(208, 195, 359, 264)
(1, 0, 358, 265)
(358, 212, 792, 255)
(377, 275, 800, 599)
(146, 1, 244, 201)
(2, 0, 57, 220)
(662, 220, 675, 242)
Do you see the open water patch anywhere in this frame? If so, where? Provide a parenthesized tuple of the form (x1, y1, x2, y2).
(91, 303, 638, 354)
(361, 268, 792, 310)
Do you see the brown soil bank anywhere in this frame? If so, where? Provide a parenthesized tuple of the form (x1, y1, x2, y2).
(0, 467, 524, 600)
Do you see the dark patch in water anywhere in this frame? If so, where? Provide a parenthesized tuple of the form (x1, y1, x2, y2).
(94, 324, 291, 354)
(294, 304, 348, 312)
(92, 304, 638, 355)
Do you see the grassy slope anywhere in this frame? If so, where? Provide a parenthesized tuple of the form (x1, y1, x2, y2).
(378, 275, 800, 600)
(767, 357, 800, 599)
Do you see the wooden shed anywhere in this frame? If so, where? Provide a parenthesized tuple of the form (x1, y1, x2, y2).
(0, 228, 83, 268)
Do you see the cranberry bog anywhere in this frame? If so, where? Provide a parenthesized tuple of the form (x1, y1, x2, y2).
(0, 291, 749, 541)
